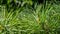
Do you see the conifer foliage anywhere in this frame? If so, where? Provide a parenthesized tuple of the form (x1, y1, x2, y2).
(0, 0, 60, 34)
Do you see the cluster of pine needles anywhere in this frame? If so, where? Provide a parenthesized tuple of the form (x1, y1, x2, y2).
(0, 0, 60, 34)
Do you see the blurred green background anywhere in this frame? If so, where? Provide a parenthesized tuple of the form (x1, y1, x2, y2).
(0, 0, 60, 34)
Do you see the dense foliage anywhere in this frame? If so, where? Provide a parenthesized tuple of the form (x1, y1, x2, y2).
(0, 0, 60, 34)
